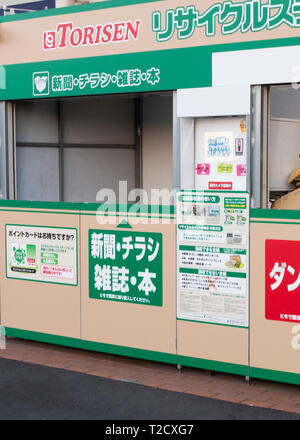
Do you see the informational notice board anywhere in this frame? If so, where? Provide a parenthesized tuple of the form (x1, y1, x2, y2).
(6, 224, 78, 285)
(176, 190, 249, 327)
(195, 117, 247, 192)
(89, 229, 163, 306)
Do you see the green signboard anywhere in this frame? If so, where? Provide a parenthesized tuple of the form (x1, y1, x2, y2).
(89, 229, 163, 306)
(0, 47, 212, 101)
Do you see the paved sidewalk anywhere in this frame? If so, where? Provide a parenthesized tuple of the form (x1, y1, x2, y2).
(0, 356, 299, 420)
(0, 337, 299, 415)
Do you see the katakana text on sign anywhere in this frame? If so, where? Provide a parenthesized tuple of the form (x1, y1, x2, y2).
(33, 67, 160, 96)
(6, 224, 78, 286)
(89, 230, 163, 306)
(265, 239, 300, 323)
(153, 0, 300, 41)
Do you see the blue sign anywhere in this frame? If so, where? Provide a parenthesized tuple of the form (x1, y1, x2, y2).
(0, 0, 55, 16)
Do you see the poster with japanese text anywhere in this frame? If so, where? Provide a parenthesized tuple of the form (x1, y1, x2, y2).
(265, 240, 300, 324)
(89, 229, 163, 306)
(195, 117, 247, 192)
(6, 224, 78, 285)
(176, 190, 249, 327)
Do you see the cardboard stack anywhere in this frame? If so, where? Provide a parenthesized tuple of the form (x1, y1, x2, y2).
(272, 165, 300, 209)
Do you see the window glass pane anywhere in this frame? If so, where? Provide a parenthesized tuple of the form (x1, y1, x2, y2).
(16, 101, 59, 143)
(16, 147, 59, 201)
(269, 119, 300, 192)
(62, 97, 135, 145)
(269, 86, 300, 193)
(270, 87, 300, 119)
(63, 148, 135, 203)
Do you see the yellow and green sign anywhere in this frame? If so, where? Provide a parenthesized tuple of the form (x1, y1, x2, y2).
(6, 224, 78, 285)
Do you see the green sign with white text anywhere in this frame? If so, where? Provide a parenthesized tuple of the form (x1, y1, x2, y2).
(89, 229, 163, 306)
(1, 47, 212, 100)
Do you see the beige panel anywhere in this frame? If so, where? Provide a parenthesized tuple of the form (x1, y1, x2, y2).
(250, 220, 300, 374)
(0, 209, 81, 338)
(80, 212, 177, 354)
(1, 0, 300, 66)
(177, 320, 248, 366)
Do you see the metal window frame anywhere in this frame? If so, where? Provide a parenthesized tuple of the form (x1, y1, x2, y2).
(250, 85, 270, 209)
(0, 101, 16, 200)
(15, 95, 143, 202)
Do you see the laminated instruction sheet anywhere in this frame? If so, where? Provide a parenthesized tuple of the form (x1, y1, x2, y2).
(6, 224, 78, 286)
(176, 190, 249, 327)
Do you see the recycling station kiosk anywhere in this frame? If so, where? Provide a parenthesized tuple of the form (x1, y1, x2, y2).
(0, 0, 299, 386)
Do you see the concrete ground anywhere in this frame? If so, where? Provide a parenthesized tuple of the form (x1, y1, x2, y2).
(0, 337, 299, 419)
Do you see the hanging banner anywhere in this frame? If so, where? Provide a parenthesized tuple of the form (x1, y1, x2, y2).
(6, 224, 78, 285)
(176, 190, 249, 327)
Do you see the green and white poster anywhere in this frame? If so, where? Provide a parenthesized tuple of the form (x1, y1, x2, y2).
(89, 229, 163, 306)
(6, 224, 78, 285)
(176, 190, 249, 327)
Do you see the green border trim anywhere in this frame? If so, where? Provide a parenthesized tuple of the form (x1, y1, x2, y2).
(178, 354, 248, 376)
(177, 318, 248, 330)
(0, 0, 164, 23)
(250, 367, 300, 386)
(0, 200, 175, 217)
(250, 208, 300, 220)
(250, 220, 300, 225)
(0, 208, 175, 219)
(5, 328, 300, 385)
(81, 203, 176, 215)
(4, 327, 177, 365)
(0, 200, 80, 211)
(5, 224, 78, 287)
(0, 208, 79, 216)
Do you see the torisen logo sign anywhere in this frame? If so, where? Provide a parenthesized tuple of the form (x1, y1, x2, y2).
(43, 20, 142, 50)
(265, 239, 300, 324)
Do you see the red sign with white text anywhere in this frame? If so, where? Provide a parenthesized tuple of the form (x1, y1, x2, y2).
(265, 239, 300, 323)
(208, 182, 232, 190)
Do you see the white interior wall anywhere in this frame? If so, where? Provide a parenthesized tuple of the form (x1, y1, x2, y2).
(180, 118, 194, 189)
(212, 46, 300, 87)
(142, 95, 173, 196)
(177, 85, 250, 118)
